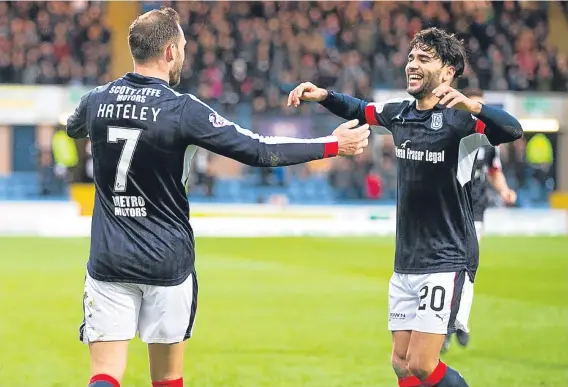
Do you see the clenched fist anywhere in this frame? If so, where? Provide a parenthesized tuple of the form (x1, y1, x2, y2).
(332, 119, 370, 156)
(287, 82, 328, 107)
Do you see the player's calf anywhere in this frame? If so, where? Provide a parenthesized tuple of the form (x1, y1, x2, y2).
(88, 341, 129, 386)
(407, 332, 469, 386)
(414, 361, 469, 387)
(148, 342, 187, 386)
(391, 331, 421, 387)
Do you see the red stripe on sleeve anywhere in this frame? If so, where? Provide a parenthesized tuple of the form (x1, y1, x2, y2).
(323, 140, 339, 158)
(475, 119, 486, 134)
(364, 104, 379, 126)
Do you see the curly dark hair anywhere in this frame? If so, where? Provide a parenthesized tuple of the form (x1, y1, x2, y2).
(409, 27, 467, 79)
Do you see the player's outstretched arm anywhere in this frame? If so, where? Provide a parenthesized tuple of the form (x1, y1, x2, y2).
(287, 82, 369, 123)
(180, 96, 370, 167)
(66, 90, 92, 139)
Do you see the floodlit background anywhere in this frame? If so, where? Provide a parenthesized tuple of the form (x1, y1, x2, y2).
(0, 1, 567, 387)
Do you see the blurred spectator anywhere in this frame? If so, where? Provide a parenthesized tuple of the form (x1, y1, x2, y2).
(0, 1, 110, 85)
(170, 0, 564, 108)
(7, 1, 560, 207)
(190, 148, 215, 197)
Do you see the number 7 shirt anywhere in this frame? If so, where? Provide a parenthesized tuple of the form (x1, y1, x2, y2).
(67, 72, 339, 286)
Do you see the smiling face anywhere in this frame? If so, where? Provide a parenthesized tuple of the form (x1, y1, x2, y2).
(405, 45, 456, 100)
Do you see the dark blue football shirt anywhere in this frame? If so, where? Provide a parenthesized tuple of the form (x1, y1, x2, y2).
(67, 73, 339, 286)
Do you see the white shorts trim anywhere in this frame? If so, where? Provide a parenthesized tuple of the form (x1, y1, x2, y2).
(388, 271, 473, 335)
(79, 272, 198, 344)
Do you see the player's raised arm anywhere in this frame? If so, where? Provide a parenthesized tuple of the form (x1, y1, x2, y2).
(66, 90, 92, 139)
(180, 95, 370, 167)
(433, 85, 523, 145)
(472, 104, 523, 145)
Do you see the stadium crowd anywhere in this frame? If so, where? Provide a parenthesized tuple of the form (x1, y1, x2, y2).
(0, 1, 111, 85)
(172, 0, 568, 112)
(1, 1, 561, 205)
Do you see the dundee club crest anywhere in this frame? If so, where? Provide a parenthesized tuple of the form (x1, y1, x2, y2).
(431, 112, 443, 130)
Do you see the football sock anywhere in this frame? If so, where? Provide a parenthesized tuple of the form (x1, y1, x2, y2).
(398, 375, 422, 386)
(152, 378, 183, 387)
(89, 374, 120, 387)
(422, 361, 469, 387)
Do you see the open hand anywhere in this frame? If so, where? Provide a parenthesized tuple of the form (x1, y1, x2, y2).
(332, 119, 370, 156)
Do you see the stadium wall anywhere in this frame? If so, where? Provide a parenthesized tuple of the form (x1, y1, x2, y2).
(0, 202, 565, 238)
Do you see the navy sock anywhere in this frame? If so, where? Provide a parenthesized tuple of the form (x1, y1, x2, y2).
(89, 383, 115, 387)
(88, 374, 120, 387)
(423, 362, 469, 387)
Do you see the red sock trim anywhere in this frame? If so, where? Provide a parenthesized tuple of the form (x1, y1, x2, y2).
(423, 361, 448, 387)
(89, 374, 120, 387)
(323, 140, 339, 158)
(152, 377, 183, 387)
(398, 375, 422, 387)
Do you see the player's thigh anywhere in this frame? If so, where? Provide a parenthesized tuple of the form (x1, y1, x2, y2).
(412, 271, 468, 335)
(388, 273, 417, 332)
(148, 341, 187, 382)
(80, 273, 142, 343)
(81, 274, 142, 381)
(138, 271, 198, 344)
(474, 221, 484, 241)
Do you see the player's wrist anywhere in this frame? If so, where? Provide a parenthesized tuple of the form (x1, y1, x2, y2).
(469, 101, 482, 115)
(323, 136, 339, 158)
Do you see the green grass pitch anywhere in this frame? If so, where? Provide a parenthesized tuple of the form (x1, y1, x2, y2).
(0, 236, 567, 387)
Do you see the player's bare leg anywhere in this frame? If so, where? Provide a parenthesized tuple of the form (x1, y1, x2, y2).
(392, 331, 422, 387)
(88, 341, 129, 387)
(148, 342, 187, 386)
(407, 331, 468, 386)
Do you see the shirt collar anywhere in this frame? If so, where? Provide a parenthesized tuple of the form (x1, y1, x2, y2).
(123, 72, 169, 86)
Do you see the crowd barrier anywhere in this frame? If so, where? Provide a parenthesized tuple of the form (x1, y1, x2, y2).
(0, 201, 566, 237)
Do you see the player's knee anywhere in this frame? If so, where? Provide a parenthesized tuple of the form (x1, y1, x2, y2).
(407, 353, 438, 380)
(391, 353, 410, 378)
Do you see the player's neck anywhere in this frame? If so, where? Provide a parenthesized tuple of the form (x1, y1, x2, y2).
(133, 63, 169, 85)
(415, 95, 439, 111)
